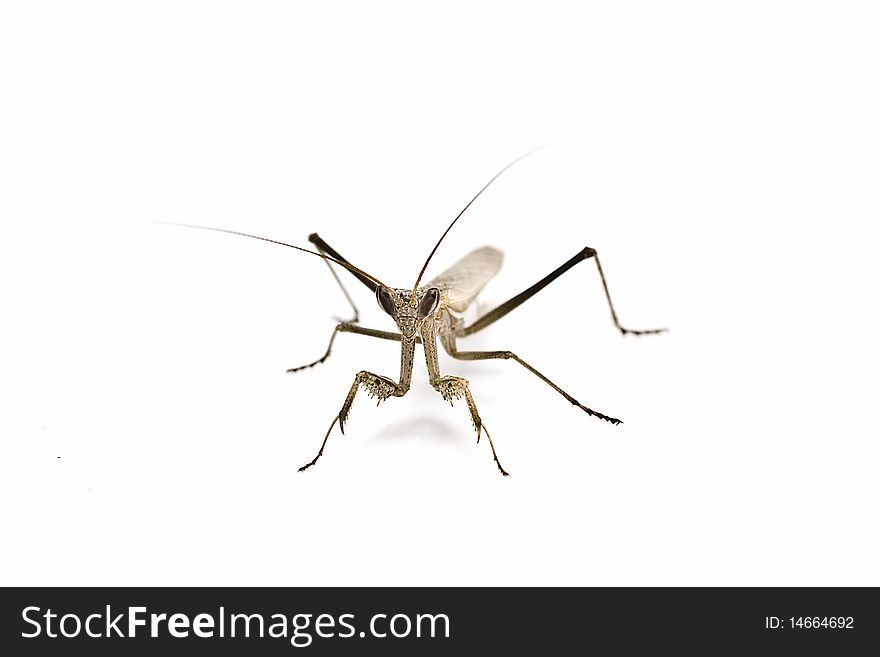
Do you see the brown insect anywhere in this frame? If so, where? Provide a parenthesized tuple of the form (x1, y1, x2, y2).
(165, 150, 665, 475)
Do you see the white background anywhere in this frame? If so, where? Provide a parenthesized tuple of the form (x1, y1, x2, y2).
(2, 2, 878, 586)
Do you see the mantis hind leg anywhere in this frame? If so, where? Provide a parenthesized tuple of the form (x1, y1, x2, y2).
(309, 233, 367, 324)
(287, 234, 384, 373)
(459, 246, 667, 337)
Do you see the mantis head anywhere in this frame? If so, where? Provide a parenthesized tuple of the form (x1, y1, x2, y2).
(375, 286, 440, 340)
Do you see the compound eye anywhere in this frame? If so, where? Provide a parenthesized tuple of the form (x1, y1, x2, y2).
(418, 288, 440, 319)
(376, 286, 397, 315)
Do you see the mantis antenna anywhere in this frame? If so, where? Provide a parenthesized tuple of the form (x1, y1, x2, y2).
(410, 144, 548, 297)
(157, 222, 400, 299)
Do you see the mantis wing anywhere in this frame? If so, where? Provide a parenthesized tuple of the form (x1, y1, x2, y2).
(427, 246, 503, 313)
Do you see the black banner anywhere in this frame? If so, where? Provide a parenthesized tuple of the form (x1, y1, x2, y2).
(2, 587, 877, 654)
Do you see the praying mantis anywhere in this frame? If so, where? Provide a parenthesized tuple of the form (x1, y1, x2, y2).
(165, 149, 665, 475)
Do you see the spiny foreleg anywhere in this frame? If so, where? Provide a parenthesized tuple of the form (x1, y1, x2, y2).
(435, 375, 509, 476)
(298, 370, 398, 472)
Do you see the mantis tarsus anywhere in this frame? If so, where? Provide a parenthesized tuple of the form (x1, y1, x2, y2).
(166, 150, 666, 476)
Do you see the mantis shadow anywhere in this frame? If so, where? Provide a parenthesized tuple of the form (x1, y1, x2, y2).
(364, 416, 470, 450)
